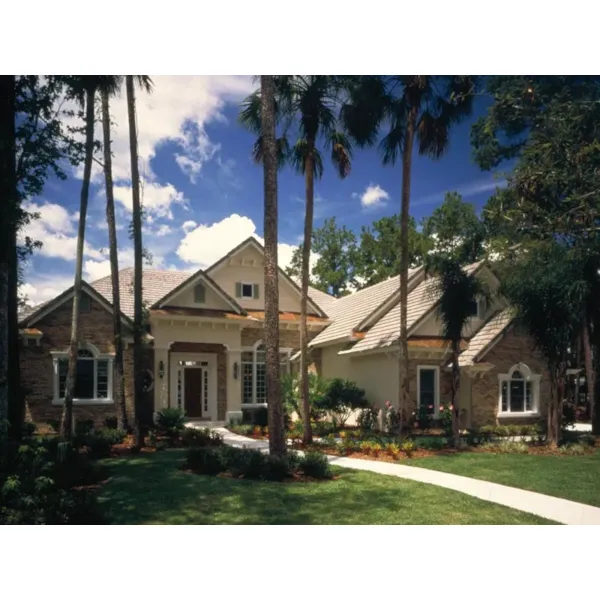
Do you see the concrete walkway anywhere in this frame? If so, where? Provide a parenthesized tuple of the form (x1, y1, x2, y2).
(206, 426, 600, 525)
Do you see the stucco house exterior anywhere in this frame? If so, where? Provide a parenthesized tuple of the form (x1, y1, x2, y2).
(18, 236, 549, 429)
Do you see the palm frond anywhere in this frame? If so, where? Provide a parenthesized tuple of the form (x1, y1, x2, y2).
(133, 76, 154, 94)
(380, 99, 407, 166)
(416, 111, 450, 159)
(329, 131, 352, 178)
(313, 147, 324, 180)
(290, 139, 309, 174)
(239, 91, 263, 134)
(250, 134, 290, 169)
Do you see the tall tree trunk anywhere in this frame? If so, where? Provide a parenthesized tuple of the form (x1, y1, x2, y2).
(101, 88, 128, 431)
(261, 75, 286, 456)
(126, 76, 145, 448)
(61, 85, 95, 439)
(0, 75, 16, 428)
(397, 106, 418, 434)
(451, 342, 461, 448)
(582, 314, 596, 433)
(300, 140, 315, 445)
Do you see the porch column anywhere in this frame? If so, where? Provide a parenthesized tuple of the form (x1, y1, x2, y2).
(154, 346, 170, 415)
(226, 347, 242, 423)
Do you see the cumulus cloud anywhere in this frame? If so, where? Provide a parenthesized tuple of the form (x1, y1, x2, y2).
(113, 182, 186, 220)
(20, 201, 102, 261)
(356, 183, 389, 209)
(176, 213, 316, 272)
(19, 274, 75, 307)
(182, 220, 197, 232)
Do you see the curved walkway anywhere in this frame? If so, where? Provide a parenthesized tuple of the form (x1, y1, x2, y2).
(211, 427, 600, 525)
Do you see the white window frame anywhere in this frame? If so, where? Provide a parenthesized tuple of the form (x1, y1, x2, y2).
(51, 343, 115, 405)
(241, 282, 255, 299)
(497, 363, 541, 417)
(468, 297, 487, 319)
(417, 365, 440, 417)
(241, 339, 292, 407)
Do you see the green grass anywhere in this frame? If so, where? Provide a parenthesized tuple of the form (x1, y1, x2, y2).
(408, 451, 600, 507)
(96, 450, 553, 524)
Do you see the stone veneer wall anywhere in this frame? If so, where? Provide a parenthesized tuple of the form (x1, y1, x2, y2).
(20, 297, 154, 427)
(470, 328, 550, 427)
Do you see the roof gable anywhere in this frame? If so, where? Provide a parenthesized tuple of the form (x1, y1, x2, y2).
(20, 280, 132, 328)
(206, 236, 326, 318)
(150, 268, 245, 314)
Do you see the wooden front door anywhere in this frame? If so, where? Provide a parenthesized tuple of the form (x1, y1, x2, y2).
(184, 368, 203, 418)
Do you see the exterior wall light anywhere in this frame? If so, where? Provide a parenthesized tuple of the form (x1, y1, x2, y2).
(158, 360, 165, 379)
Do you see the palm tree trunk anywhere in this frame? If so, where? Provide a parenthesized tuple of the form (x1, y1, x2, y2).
(0, 75, 16, 427)
(61, 85, 95, 439)
(582, 314, 596, 433)
(126, 76, 145, 448)
(451, 342, 461, 448)
(300, 141, 315, 445)
(398, 106, 418, 434)
(261, 76, 286, 456)
(101, 88, 128, 432)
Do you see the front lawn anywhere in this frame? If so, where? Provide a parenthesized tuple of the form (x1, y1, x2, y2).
(408, 451, 600, 507)
(97, 450, 553, 524)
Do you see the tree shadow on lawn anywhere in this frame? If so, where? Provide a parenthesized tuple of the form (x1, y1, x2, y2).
(96, 450, 551, 525)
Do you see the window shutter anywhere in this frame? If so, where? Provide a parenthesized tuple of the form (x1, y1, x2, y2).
(235, 282, 242, 298)
(253, 284, 260, 299)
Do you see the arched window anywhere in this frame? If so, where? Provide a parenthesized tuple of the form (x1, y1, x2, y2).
(498, 363, 540, 416)
(51, 343, 114, 404)
(241, 340, 292, 405)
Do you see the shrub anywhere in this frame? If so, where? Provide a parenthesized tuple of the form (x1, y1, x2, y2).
(182, 427, 224, 448)
(94, 427, 127, 446)
(384, 401, 402, 434)
(412, 405, 433, 430)
(386, 443, 401, 459)
(317, 378, 369, 428)
(438, 404, 453, 435)
(74, 419, 95, 436)
(401, 440, 416, 457)
(357, 405, 379, 431)
(155, 408, 186, 438)
(21, 422, 37, 438)
(579, 434, 596, 447)
(83, 434, 112, 460)
(104, 417, 118, 430)
(414, 437, 446, 451)
(300, 451, 332, 479)
(281, 372, 328, 423)
(46, 419, 60, 434)
(262, 454, 293, 482)
(558, 443, 587, 456)
(480, 440, 529, 454)
(185, 447, 227, 475)
(313, 421, 336, 437)
(242, 407, 269, 427)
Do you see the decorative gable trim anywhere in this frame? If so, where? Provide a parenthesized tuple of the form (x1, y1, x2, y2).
(20, 281, 133, 329)
(152, 269, 245, 315)
(207, 236, 326, 318)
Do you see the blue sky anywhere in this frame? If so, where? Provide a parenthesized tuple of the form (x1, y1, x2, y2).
(20, 76, 505, 306)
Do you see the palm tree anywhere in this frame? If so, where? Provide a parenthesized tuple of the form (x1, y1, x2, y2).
(260, 75, 286, 456)
(100, 81, 128, 432)
(284, 77, 352, 445)
(427, 256, 485, 447)
(341, 76, 478, 433)
(125, 75, 153, 448)
(62, 76, 120, 438)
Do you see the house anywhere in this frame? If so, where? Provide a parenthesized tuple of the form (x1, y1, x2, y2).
(18, 236, 549, 429)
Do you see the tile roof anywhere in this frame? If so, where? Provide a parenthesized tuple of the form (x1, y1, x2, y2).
(306, 286, 338, 315)
(308, 269, 420, 347)
(458, 307, 515, 366)
(90, 267, 190, 319)
(340, 261, 486, 355)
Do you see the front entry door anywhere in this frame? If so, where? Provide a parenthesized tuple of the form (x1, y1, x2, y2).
(184, 368, 204, 418)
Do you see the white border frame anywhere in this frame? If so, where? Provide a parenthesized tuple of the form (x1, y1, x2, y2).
(497, 362, 541, 418)
(170, 352, 218, 419)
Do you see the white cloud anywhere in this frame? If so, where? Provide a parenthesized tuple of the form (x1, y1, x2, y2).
(20, 201, 102, 261)
(113, 182, 186, 219)
(182, 220, 197, 232)
(19, 274, 75, 307)
(177, 213, 317, 272)
(357, 184, 389, 209)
